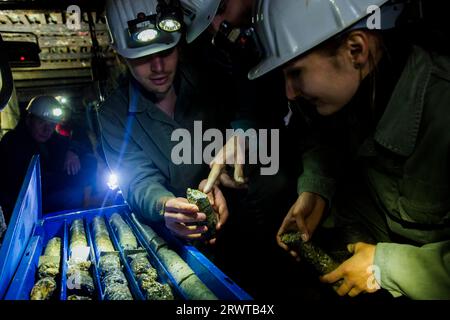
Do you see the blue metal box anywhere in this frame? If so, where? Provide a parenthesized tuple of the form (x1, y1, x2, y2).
(0, 156, 251, 300)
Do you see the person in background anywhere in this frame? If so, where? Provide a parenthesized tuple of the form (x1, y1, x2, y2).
(56, 104, 98, 208)
(249, 0, 450, 299)
(0, 96, 94, 221)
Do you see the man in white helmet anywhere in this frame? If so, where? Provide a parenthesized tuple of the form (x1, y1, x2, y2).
(99, 0, 229, 243)
(248, 0, 450, 299)
(0, 96, 89, 220)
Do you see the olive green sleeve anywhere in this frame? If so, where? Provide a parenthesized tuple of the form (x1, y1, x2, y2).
(374, 241, 450, 299)
(297, 145, 338, 203)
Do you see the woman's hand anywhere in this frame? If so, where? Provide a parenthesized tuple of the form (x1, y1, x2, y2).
(321, 242, 380, 297)
(199, 179, 230, 245)
(203, 134, 248, 193)
(276, 192, 327, 260)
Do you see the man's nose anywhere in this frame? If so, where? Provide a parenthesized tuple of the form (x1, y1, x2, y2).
(150, 56, 164, 73)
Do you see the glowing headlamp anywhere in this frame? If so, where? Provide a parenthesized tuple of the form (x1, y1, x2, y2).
(107, 173, 119, 191)
(52, 107, 63, 117)
(156, 0, 183, 33)
(158, 18, 181, 33)
(128, 13, 160, 44)
(127, 1, 183, 45)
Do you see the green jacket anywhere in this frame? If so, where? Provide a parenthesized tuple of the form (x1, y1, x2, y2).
(299, 46, 450, 299)
(99, 65, 227, 224)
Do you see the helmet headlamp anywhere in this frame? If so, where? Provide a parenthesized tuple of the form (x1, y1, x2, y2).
(127, 0, 183, 46)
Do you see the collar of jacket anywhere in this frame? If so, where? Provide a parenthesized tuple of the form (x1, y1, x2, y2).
(374, 46, 432, 157)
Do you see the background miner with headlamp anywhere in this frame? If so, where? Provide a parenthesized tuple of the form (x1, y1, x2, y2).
(0, 95, 92, 219)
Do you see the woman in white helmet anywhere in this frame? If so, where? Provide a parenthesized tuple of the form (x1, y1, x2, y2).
(249, 0, 450, 299)
(99, 0, 229, 243)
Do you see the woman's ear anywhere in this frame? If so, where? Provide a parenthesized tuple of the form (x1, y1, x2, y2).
(344, 31, 371, 69)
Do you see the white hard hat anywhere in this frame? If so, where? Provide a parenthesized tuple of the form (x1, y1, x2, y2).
(26, 96, 65, 123)
(106, 0, 183, 59)
(248, 0, 404, 80)
(181, 0, 222, 43)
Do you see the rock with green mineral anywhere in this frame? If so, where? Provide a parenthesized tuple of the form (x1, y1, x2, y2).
(67, 295, 92, 300)
(68, 259, 92, 273)
(110, 213, 138, 250)
(104, 283, 133, 300)
(281, 232, 340, 274)
(150, 236, 168, 253)
(97, 251, 133, 300)
(129, 216, 218, 300)
(157, 247, 218, 300)
(179, 274, 218, 300)
(144, 281, 174, 300)
(129, 253, 157, 277)
(92, 216, 115, 253)
(281, 232, 343, 291)
(157, 247, 194, 284)
(38, 255, 60, 278)
(70, 219, 88, 252)
(186, 188, 217, 239)
(137, 273, 158, 290)
(30, 277, 57, 300)
(102, 269, 128, 287)
(131, 213, 169, 252)
(66, 269, 95, 296)
(38, 237, 61, 278)
(99, 254, 121, 276)
(43, 237, 61, 257)
(67, 219, 95, 298)
(127, 252, 173, 300)
(32, 237, 61, 299)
